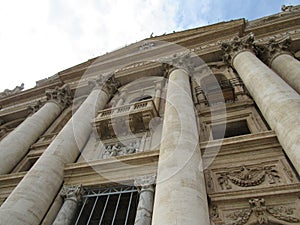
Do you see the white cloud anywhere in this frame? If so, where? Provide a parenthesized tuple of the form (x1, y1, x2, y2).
(0, 0, 189, 92)
(0, 0, 287, 92)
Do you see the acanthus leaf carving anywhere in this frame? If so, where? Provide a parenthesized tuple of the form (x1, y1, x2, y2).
(221, 33, 255, 66)
(255, 35, 292, 65)
(159, 51, 195, 75)
(88, 72, 120, 98)
(27, 100, 44, 115)
(60, 184, 83, 202)
(45, 84, 72, 109)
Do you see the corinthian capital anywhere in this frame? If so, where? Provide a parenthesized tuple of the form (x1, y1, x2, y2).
(159, 51, 195, 76)
(255, 36, 292, 65)
(221, 33, 255, 65)
(88, 72, 120, 97)
(27, 100, 43, 115)
(134, 175, 156, 191)
(60, 185, 83, 202)
(45, 84, 72, 109)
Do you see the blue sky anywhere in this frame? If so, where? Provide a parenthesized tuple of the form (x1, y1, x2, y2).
(0, 0, 300, 92)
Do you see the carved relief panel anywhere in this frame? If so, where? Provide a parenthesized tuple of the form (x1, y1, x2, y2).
(210, 197, 300, 225)
(101, 134, 147, 159)
(205, 159, 297, 194)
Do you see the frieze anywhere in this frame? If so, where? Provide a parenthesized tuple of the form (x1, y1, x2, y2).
(226, 198, 300, 224)
(102, 139, 141, 159)
(217, 165, 281, 190)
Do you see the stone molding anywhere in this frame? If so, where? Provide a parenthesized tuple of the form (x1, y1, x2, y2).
(60, 185, 83, 203)
(159, 51, 195, 76)
(88, 73, 120, 98)
(255, 35, 293, 65)
(221, 33, 255, 66)
(134, 175, 156, 192)
(45, 84, 72, 109)
(27, 100, 44, 115)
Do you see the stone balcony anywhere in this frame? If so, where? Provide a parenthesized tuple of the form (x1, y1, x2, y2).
(92, 99, 159, 140)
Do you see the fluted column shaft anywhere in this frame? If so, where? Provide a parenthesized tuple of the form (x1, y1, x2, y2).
(0, 86, 71, 174)
(152, 66, 209, 224)
(222, 34, 300, 175)
(257, 37, 300, 94)
(271, 54, 300, 94)
(53, 185, 83, 225)
(134, 176, 155, 225)
(116, 91, 126, 107)
(0, 75, 118, 225)
(154, 83, 162, 111)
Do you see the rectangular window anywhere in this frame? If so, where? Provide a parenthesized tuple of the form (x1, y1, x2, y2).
(212, 120, 250, 140)
(73, 186, 138, 225)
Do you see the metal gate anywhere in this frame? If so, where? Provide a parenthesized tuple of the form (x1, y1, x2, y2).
(74, 186, 138, 225)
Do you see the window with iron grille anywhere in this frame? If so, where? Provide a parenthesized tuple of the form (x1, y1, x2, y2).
(73, 186, 138, 225)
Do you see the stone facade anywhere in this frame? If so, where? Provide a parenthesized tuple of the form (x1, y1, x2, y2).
(1, 5, 300, 225)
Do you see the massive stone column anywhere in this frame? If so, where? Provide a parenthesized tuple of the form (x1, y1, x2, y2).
(256, 36, 300, 94)
(53, 185, 83, 225)
(221, 34, 300, 174)
(115, 91, 126, 107)
(154, 82, 162, 111)
(0, 85, 71, 174)
(0, 74, 119, 225)
(152, 54, 210, 225)
(134, 175, 155, 225)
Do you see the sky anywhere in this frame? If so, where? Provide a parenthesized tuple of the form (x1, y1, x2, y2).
(0, 0, 300, 92)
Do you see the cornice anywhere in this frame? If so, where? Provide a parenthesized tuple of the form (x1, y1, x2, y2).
(64, 150, 159, 187)
(200, 131, 279, 157)
(3, 12, 300, 108)
(209, 183, 300, 202)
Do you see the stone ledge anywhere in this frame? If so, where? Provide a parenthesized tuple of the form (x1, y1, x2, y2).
(209, 182, 300, 202)
(64, 150, 159, 187)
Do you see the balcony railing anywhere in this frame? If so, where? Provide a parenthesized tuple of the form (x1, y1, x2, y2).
(93, 99, 159, 139)
(196, 78, 244, 106)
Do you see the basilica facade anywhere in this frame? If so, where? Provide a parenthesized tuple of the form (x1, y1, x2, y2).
(0, 5, 300, 225)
